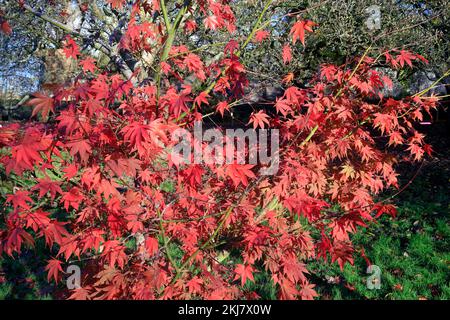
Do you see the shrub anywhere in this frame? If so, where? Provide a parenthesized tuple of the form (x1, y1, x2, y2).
(0, 1, 438, 299)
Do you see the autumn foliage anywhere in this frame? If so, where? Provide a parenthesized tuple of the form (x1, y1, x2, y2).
(0, 0, 437, 300)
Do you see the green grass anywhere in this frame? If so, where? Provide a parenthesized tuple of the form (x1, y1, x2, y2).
(308, 157, 450, 300)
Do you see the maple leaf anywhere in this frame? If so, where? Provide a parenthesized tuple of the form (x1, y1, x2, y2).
(63, 164, 79, 180)
(248, 110, 270, 129)
(282, 73, 294, 85)
(145, 237, 159, 256)
(282, 257, 308, 283)
(282, 44, 292, 64)
(81, 229, 104, 253)
(61, 188, 84, 211)
(32, 178, 63, 200)
(224, 163, 256, 187)
(224, 40, 239, 55)
(340, 164, 356, 180)
(331, 241, 355, 270)
(407, 143, 424, 161)
(26, 93, 54, 119)
(67, 139, 92, 163)
(204, 15, 219, 30)
(90, 75, 110, 100)
(290, 20, 316, 46)
(24, 210, 51, 232)
(275, 98, 292, 116)
(69, 287, 91, 300)
(194, 91, 209, 108)
(6, 190, 33, 211)
(79, 57, 97, 73)
(0, 123, 19, 145)
(373, 203, 397, 218)
(388, 131, 404, 146)
(234, 264, 256, 286)
(43, 221, 70, 247)
(423, 144, 433, 156)
(171, 93, 192, 117)
(184, 20, 197, 33)
(4, 228, 34, 255)
(121, 122, 150, 153)
(216, 101, 230, 117)
(107, 158, 141, 178)
(254, 30, 270, 43)
(9, 129, 46, 174)
(102, 240, 127, 269)
(279, 279, 298, 300)
(63, 35, 80, 59)
(45, 259, 63, 283)
(321, 64, 337, 82)
(187, 277, 203, 295)
(299, 283, 318, 300)
(396, 50, 416, 68)
(373, 113, 396, 134)
(184, 54, 203, 73)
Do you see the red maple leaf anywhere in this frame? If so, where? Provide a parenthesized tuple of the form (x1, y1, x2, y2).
(275, 98, 292, 116)
(290, 20, 316, 46)
(121, 122, 150, 154)
(282, 44, 292, 64)
(4, 228, 34, 256)
(373, 203, 397, 218)
(8, 129, 46, 174)
(69, 287, 91, 300)
(32, 178, 63, 200)
(61, 187, 84, 211)
(216, 101, 230, 117)
(184, 20, 197, 33)
(224, 40, 239, 55)
(248, 110, 270, 129)
(254, 30, 270, 43)
(63, 35, 80, 59)
(66, 139, 92, 163)
(204, 15, 219, 30)
(79, 57, 97, 73)
(6, 190, 33, 211)
(45, 259, 63, 283)
(299, 283, 318, 300)
(224, 163, 256, 187)
(194, 91, 209, 108)
(234, 264, 256, 286)
(187, 277, 203, 294)
(184, 54, 203, 73)
(282, 257, 308, 283)
(101, 240, 127, 269)
(396, 50, 416, 68)
(145, 237, 159, 256)
(26, 93, 55, 119)
(373, 113, 396, 134)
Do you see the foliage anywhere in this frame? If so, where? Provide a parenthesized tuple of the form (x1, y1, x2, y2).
(0, 0, 441, 300)
(311, 158, 450, 300)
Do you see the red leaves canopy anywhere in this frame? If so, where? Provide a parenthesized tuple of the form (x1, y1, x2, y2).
(0, 1, 438, 301)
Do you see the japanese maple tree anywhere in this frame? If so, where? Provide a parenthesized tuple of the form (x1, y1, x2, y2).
(0, 0, 438, 300)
